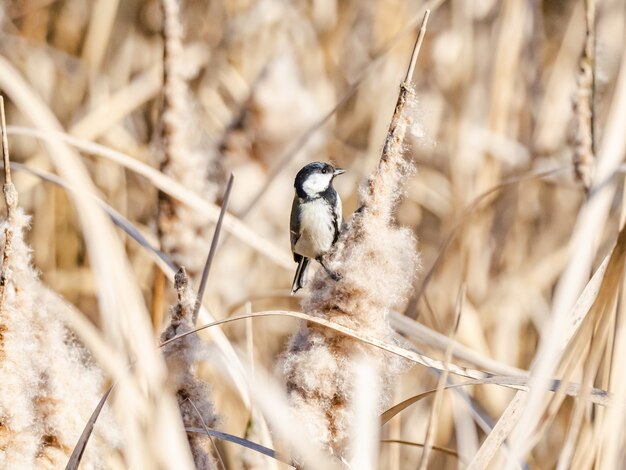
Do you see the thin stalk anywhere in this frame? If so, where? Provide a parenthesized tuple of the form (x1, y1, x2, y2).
(193, 174, 234, 321)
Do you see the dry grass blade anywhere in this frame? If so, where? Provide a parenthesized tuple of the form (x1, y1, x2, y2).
(380, 381, 487, 426)
(504, 40, 626, 465)
(81, 0, 119, 71)
(380, 440, 460, 460)
(418, 283, 464, 470)
(5, 2, 626, 466)
(6, 160, 255, 412)
(552, 221, 626, 469)
(390, 312, 526, 377)
(470, 211, 626, 468)
(70, 64, 162, 140)
(185, 398, 226, 470)
(193, 174, 234, 320)
(466, 251, 611, 469)
(64, 386, 113, 470)
(9, 161, 176, 272)
(160, 310, 610, 405)
(407, 167, 566, 318)
(6, 161, 265, 456)
(185, 427, 293, 467)
(5, 126, 292, 269)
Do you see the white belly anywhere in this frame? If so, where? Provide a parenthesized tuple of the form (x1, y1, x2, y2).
(294, 199, 334, 259)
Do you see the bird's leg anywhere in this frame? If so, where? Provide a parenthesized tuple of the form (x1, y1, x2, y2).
(317, 257, 341, 281)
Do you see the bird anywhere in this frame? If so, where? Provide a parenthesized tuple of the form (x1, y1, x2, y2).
(290, 161, 345, 294)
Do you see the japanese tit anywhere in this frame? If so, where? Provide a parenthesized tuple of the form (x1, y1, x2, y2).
(290, 161, 345, 294)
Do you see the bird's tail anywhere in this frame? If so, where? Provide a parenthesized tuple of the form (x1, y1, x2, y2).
(291, 257, 311, 295)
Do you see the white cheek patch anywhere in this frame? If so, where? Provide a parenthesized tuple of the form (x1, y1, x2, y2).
(302, 173, 333, 197)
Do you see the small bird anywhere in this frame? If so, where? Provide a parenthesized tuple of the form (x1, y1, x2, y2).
(290, 162, 345, 294)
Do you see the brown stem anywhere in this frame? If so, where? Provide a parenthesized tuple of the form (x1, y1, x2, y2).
(573, 0, 596, 190)
(0, 96, 18, 310)
(363, 10, 430, 219)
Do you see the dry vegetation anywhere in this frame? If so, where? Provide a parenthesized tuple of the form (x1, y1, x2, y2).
(0, 0, 625, 468)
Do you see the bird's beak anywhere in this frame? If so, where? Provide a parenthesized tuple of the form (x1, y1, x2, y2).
(333, 168, 346, 176)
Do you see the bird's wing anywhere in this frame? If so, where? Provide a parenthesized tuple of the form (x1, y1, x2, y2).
(332, 192, 342, 244)
(290, 194, 301, 261)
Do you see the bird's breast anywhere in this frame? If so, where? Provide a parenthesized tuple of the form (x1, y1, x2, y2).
(294, 199, 335, 259)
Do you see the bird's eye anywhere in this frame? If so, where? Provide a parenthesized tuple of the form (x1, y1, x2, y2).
(321, 168, 328, 174)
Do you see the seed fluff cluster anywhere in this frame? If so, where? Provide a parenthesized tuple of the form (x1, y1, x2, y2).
(281, 82, 421, 459)
(160, 267, 219, 469)
(0, 208, 119, 469)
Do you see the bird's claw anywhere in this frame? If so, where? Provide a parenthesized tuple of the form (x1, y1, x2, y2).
(318, 258, 341, 282)
(328, 270, 342, 282)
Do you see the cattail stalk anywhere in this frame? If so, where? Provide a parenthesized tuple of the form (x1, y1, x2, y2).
(0, 96, 119, 468)
(0, 96, 17, 310)
(160, 267, 220, 469)
(573, 0, 596, 190)
(157, 0, 224, 284)
(281, 11, 430, 460)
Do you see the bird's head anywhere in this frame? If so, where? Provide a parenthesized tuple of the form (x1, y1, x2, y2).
(294, 162, 345, 198)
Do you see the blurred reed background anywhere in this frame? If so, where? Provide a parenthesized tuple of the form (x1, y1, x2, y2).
(0, 0, 626, 468)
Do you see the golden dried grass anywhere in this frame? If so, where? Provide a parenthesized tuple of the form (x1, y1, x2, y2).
(1, 0, 626, 468)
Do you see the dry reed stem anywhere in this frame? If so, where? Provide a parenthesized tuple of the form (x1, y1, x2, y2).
(193, 174, 233, 320)
(573, 0, 596, 190)
(158, 0, 225, 279)
(6, 126, 293, 268)
(552, 222, 626, 469)
(599, 278, 626, 468)
(0, 97, 119, 468)
(6, 158, 258, 420)
(595, 194, 626, 468)
(0, 55, 196, 469)
(467, 21, 626, 468)
(417, 284, 464, 470)
(534, 3, 584, 152)
(504, 32, 626, 467)
(0, 96, 17, 310)
(160, 0, 186, 169)
(151, 267, 166, 330)
(5, 2, 626, 466)
(163, 309, 612, 404)
(467, 254, 611, 469)
(363, 9, 429, 221)
(17, 165, 271, 461)
(81, 0, 119, 71)
(349, 360, 381, 468)
(68, 44, 208, 141)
